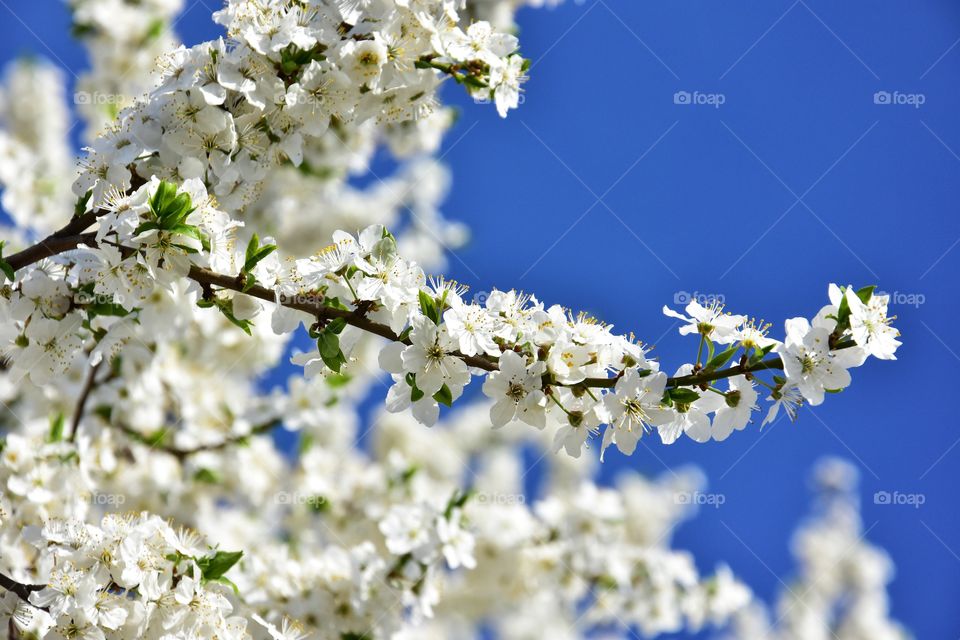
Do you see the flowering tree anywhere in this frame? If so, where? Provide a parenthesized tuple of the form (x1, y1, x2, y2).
(0, 0, 907, 638)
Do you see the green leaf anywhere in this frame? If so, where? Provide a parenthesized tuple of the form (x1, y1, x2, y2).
(197, 297, 252, 335)
(405, 373, 425, 402)
(144, 18, 164, 42)
(318, 332, 340, 359)
(150, 180, 178, 215)
(326, 372, 352, 388)
(242, 234, 277, 273)
(241, 273, 257, 292)
(93, 405, 113, 422)
(193, 468, 221, 484)
(856, 285, 876, 304)
(132, 221, 162, 236)
(418, 290, 439, 324)
(0, 258, 14, 283)
(835, 289, 851, 328)
(87, 301, 131, 318)
(443, 488, 472, 518)
(47, 413, 65, 443)
(706, 346, 739, 370)
(749, 343, 776, 365)
(324, 297, 349, 311)
(212, 576, 240, 596)
(668, 388, 700, 404)
(326, 317, 348, 335)
(433, 384, 453, 407)
(149, 181, 195, 228)
(74, 190, 93, 217)
(318, 332, 346, 373)
(196, 550, 243, 582)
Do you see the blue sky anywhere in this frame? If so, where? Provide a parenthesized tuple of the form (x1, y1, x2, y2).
(3, 0, 960, 637)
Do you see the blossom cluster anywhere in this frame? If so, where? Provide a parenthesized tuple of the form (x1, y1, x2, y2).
(0, 59, 75, 236)
(73, 0, 526, 212)
(0, 366, 756, 640)
(0, 174, 900, 464)
(726, 459, 909, 640)
(68, 0, 186, 138)
(0, 0, 910, 637)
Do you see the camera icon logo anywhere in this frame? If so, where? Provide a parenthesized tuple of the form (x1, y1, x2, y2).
(673, 91, 692, 105)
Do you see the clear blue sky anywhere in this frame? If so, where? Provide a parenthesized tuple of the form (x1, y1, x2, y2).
(3, 1, 959, 637)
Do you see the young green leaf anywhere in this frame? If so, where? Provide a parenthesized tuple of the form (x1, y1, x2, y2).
(706, 346, 739, 371)
(433, 384, 453, 407)
(196, 550, 243, 582)
(668, 388, 700, 404)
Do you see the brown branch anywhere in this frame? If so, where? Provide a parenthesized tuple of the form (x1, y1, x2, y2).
(4, 208, 100, 270)
(114, 419, 281, 461)
(0, 572, 45, 605)
(67, 361, 103, 443)
(3, 232, 812, 394)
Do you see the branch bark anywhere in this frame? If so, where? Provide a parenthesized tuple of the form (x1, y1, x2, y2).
(5, 229, 802, 394)
(0, 572, 45, 605)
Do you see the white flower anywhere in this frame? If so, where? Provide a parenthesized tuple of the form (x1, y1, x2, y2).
(845, 288, 900, 360)
(339, 39, 389, 88)
(393, 317, 471, 398)
(710, 376, 758, 441)
(546, 337, 591, 384)
(284, 61, 356, 135)
(663, 300, 746, 344)
(552, 391, 602, 458)
(443, 298, 502, 357)
(481, 350, 546, 428)
(656, 367, 725, 444)
(443, 22, 518, 66)
(762, 383, 803, 427)
(600, 369, 673, 458)
(490, 54, 526, 118)
(14, 313, 84, 385)
(253, 614, 310, 640)
(379, 504, 433, 557)
(437, 509, 476, 570)
(776, 318, 852, 405)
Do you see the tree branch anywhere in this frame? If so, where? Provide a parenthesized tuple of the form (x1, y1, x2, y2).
(4, 208, 100, 271)
(68, 360, 103, 443)
(3, 231, 817, 395)
(0, 572, 45, 605)
(114, 419, 281, 461)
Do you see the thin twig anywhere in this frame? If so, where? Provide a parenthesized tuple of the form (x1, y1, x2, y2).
(114, 419, 281, 460)
(68, 361, 102, 443)
(2, 228, 836, 394)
